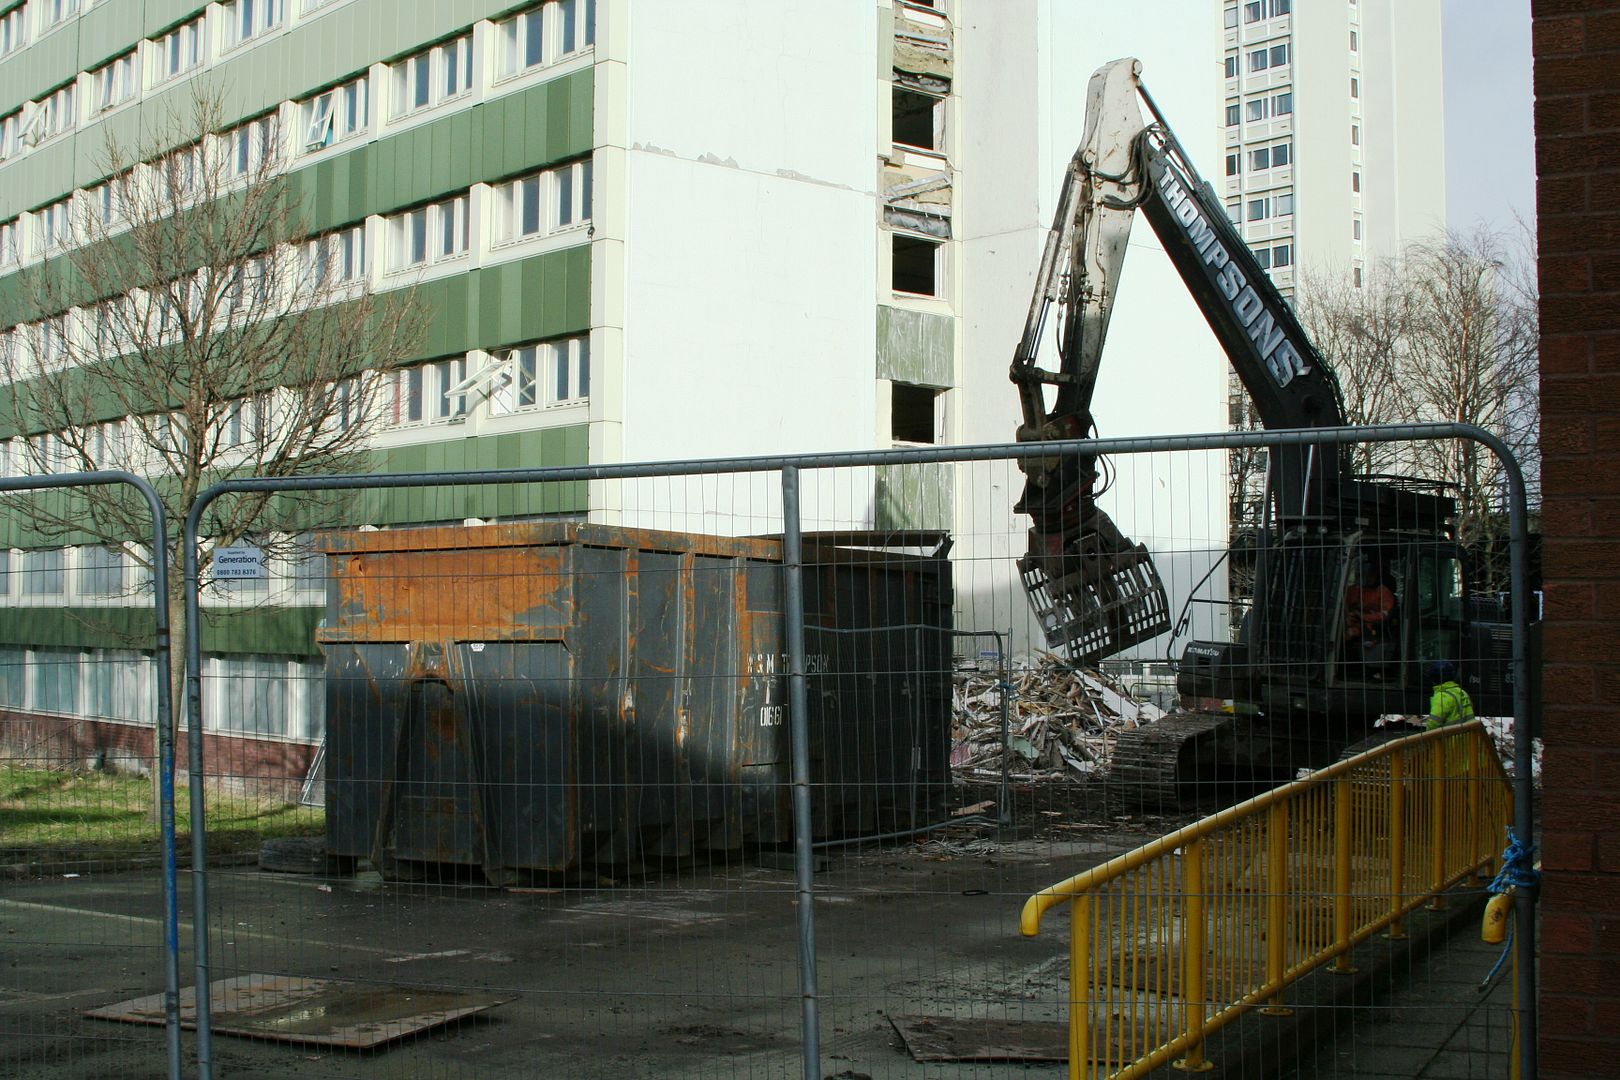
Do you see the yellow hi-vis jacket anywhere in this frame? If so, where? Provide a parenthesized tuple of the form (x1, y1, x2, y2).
(1425, 680, 1476, 730)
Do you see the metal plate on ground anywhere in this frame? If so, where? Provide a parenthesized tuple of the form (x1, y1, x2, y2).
(889, 1015, 1069, 1062)
(86, 973, 512, 1049)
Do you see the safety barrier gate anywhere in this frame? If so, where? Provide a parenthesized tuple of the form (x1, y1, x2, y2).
(1020, 721, 1513, 1080)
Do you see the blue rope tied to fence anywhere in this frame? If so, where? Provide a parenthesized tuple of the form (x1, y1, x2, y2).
(1479, 828, 1538, 991)
(1489, 828, 1539, 895)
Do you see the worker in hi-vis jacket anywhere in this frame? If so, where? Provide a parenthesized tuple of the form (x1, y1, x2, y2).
(1425, 660, 1476, 730)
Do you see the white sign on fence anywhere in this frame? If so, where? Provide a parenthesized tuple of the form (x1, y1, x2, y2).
(214, 546, 266, 580)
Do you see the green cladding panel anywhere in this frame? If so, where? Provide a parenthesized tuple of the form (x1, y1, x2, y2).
(874, 462, 953, 532)
(876, 305, 954, 388)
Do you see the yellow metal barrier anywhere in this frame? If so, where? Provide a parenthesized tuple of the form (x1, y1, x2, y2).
(1020, 721, 1512, 1080)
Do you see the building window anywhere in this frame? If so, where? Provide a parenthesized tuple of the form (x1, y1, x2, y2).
(34, 81, 77, 142)
(226, 113, 280, 178)
(1350, 30, 1359, 51)
(1244, 94, 1291, 123)
(1250, 141, 1290, 171)
(304, 224, 367, 287)
(1248, 43, 1288, 73)
(0, 218, 17, 268)
(93, 51, 138, 112)
(302, 75, 369, 153)
(1350, 77, 1360, 99)
(892, 87, 943, 151)
(388, 194, 469, 271)
(1246, 193, 1293, 221)
(1224, 55, 1238, 79)
(0, 5, 27, 56)
(87, 174, 131, 228)
(34, 197, 71, 254)
(79, 545, 124, 596)
(392, 357, 467, 424)
(892, 383, 940, 444)
(151, 17, 205, 85)
(1226, 201, 1241, 223)
(496, 0, 596, 79)
(1255, 247, 1271, 270)
(1225, 102, 1240, 127)
(32, 650, 81, 715)
(389, 33, 473, 119)
(1224, 6, 1238, 29)
(892, 233, 940, 296)
(1244, 0, 1289, 21)
(209, 656, 291, 737)
(1353, 266, 1364, 288)
(492, 336, 590, 413)
(1353, 216, 1362, 241)
(36, 0, 77, 34)
(1352, 170, 1361, 193)
(1225, 153, 1240, 177)
(24, 548, 65, 596)
(497, 158, 592, 243)
(1272, 242, 1292, 268)
(224, 0, 282, 49)
(1351, 123, 1361, 145)
(0, 110, 19, 161)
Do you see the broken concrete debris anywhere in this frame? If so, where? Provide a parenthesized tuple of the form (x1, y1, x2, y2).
(950, 653, 1163, 781)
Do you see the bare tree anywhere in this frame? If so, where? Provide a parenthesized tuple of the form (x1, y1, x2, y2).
(1296, 260, 1418, 477)
(1402, 228, 1541, 578)
(1, 89, 424, 789)
(1292, 226, 1540, 591)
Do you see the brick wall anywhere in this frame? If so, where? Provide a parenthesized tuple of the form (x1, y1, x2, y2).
(1532, 1, 1620, 1072)
(0, 710, 318, 803)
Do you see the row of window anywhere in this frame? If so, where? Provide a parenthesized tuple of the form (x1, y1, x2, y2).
(0, 646, 324, 741)
(1224, 0, 1292, 29)
(1225, 91, 1294, 127)
(1251, 242, 1293, 270)
(391, 334, 591, 427)
(0, 0, 595, 168)
(0, 544, 146, 599)
(1, 156, 590, 325)
(0, 0, 112, 59)
(0, 536, 328, 600)
(1225, 140, 1292, 177)
(1, 331, 591, 481)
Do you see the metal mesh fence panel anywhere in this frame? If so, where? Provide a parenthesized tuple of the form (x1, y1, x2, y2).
(174, 426, 1533, 1080)
(0, 473, 180, 1080)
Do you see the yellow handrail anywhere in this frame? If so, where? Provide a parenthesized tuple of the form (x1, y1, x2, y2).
(1020, 721, 1512, 1080)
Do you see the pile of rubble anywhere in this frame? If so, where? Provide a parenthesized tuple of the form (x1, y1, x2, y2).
(950, 653, 1164, 781)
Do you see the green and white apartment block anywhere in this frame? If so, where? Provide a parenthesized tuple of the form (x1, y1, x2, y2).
(0, 0, 1232, 772)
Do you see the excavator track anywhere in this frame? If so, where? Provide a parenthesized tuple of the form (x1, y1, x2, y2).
(1107, 711, 1233, 809)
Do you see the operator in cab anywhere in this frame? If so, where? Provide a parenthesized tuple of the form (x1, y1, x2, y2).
(1425, 660, 1475, 730)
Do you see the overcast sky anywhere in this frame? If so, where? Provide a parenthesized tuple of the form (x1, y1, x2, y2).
(1442, 0, 1536, 235)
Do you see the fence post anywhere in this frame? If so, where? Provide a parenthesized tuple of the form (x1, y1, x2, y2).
(1427, 739, 1447, 911)
(1070, 894, 1092, 1080)
(1387, 747, 1406, 939)
(779, 464, 821, 1080)
(1175, 838, 1214, 1072)
(1261, 801, 1291, 1015)
(1332, 774, 1357, 972)
(182, 499, 215, 1079)
(0, 473, 182, 1080)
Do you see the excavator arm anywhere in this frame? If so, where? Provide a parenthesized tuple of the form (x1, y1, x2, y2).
(1014, 58, 1349, 664)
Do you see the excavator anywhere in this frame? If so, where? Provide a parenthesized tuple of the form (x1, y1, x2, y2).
(1011, 58, 1520, 804)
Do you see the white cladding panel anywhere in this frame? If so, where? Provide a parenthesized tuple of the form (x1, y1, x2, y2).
(618, 4, 879, 465)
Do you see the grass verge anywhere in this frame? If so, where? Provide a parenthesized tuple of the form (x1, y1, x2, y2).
(1, 765, 323, 864)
